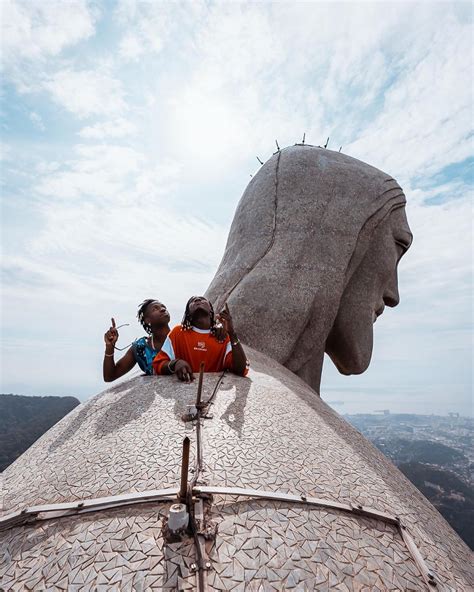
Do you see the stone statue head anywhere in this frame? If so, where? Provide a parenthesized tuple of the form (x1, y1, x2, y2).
(206, 145, 412, 392)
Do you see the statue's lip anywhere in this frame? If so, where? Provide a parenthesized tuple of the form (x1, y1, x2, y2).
(373, 306, 385, 323)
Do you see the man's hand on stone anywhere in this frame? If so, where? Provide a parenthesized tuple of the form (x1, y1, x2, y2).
(175, 360, 195, 382)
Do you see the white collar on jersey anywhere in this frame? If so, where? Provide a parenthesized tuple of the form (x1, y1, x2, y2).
(191, 326, 211, 334)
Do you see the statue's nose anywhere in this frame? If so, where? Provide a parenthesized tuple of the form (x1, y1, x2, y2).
(384, 285, 400, 308)
(382, 265, 400, 308)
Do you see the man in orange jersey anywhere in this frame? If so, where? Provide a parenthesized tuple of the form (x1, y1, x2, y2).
(152, 296, 249, 382)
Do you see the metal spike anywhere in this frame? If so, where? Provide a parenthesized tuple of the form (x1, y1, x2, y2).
(302, 133, 306, 144)
(339, 146, 342, 152)
(324, 137, 329, 149)
(256, 156, 264, 165)
(275, 139, 280, 151)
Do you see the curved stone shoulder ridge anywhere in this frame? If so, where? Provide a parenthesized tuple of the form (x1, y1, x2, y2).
(1, 347, 472, 590)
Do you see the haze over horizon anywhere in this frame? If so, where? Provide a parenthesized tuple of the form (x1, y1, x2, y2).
(1, 1, 472, 416)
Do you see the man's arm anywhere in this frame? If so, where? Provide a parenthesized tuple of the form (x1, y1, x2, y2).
(227, 333, 249, 376)
(103, 318, 136, 382)
(218, 305, 249, 376)
(103, 347, 136, 382)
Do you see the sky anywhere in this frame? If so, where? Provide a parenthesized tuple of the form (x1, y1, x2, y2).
(0, 0, 472, 416)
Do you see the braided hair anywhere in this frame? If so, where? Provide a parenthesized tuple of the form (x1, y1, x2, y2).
(181, 296, 218, 336)
(137, 299, 155, 334)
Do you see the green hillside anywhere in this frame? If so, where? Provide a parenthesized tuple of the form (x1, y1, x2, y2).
(0, 394, 80, 471)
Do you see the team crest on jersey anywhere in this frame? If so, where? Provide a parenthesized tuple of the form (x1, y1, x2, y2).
(196, 341, 206, 350)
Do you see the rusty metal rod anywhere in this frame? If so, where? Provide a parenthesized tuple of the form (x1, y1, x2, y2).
(179, 437, 190, 502)
(196, 362, 205, 408)
(196, 415, 203, 471)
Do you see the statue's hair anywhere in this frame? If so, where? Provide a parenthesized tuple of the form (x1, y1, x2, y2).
(182, 296, 218, 336)
(137, 299, 156, 334)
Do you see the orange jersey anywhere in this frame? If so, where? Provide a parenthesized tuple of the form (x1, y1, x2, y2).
(152, 325, 248, 375)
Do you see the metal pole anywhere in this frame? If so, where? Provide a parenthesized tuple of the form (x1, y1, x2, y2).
(179, 437, 190, 502)
(196, 362, 205, 409)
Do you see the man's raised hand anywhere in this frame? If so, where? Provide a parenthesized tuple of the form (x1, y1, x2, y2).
(217, 303, 235, 337)
(104, 317, 119, 346)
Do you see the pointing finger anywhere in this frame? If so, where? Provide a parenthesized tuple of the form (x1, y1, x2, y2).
(111, 317, 116, 328)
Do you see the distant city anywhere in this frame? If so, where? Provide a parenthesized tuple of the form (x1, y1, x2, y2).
(344, 412, 473, 549)
(345, 411, 473, 478)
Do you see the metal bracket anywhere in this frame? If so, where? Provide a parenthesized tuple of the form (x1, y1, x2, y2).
(0, 489, 179, 531)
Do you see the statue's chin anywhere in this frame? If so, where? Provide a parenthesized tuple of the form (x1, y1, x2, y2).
(325, 330, 373, 376)
(331, 356, 370, 376)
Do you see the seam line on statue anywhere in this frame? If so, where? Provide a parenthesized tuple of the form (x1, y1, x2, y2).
(221, 150, 282, 305)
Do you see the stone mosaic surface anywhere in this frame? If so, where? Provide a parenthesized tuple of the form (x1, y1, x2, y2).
(0, 375, 208, 509)
(1, 504, 196, 591)
(207, 498, 422, 591)
(1, 347, 473, 590)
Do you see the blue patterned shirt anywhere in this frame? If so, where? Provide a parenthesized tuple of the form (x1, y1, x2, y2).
(132, 337, 160, 375)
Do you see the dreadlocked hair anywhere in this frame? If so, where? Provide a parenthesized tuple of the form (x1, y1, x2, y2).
(181, 296, 218, 336)
(137, 299, 155, 334)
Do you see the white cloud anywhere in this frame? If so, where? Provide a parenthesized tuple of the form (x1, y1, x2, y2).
(404, 180, 469, 206)
(345, 15, 473, 182)
(1, 0, 96, 63)
(1, 0, 98, 94)
(114, 0, 204, 62)
(27, 142, 201, 276)
(129, 2, 472, 182)
(119, 33, 159, 62)
(30, 143, 205, 269)
(78, 118, 137, 140)
(402, 195, 472, 316)
(35, 160, 61, 174)
(43, 69, 126, 119)
(36, 144, 145, 200)
(29, 111, 45, 131)
(0, 142, 11, 161)
(28, 200, 227, 276)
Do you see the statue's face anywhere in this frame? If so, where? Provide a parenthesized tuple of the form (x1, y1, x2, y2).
(325, 206, 412, 375)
